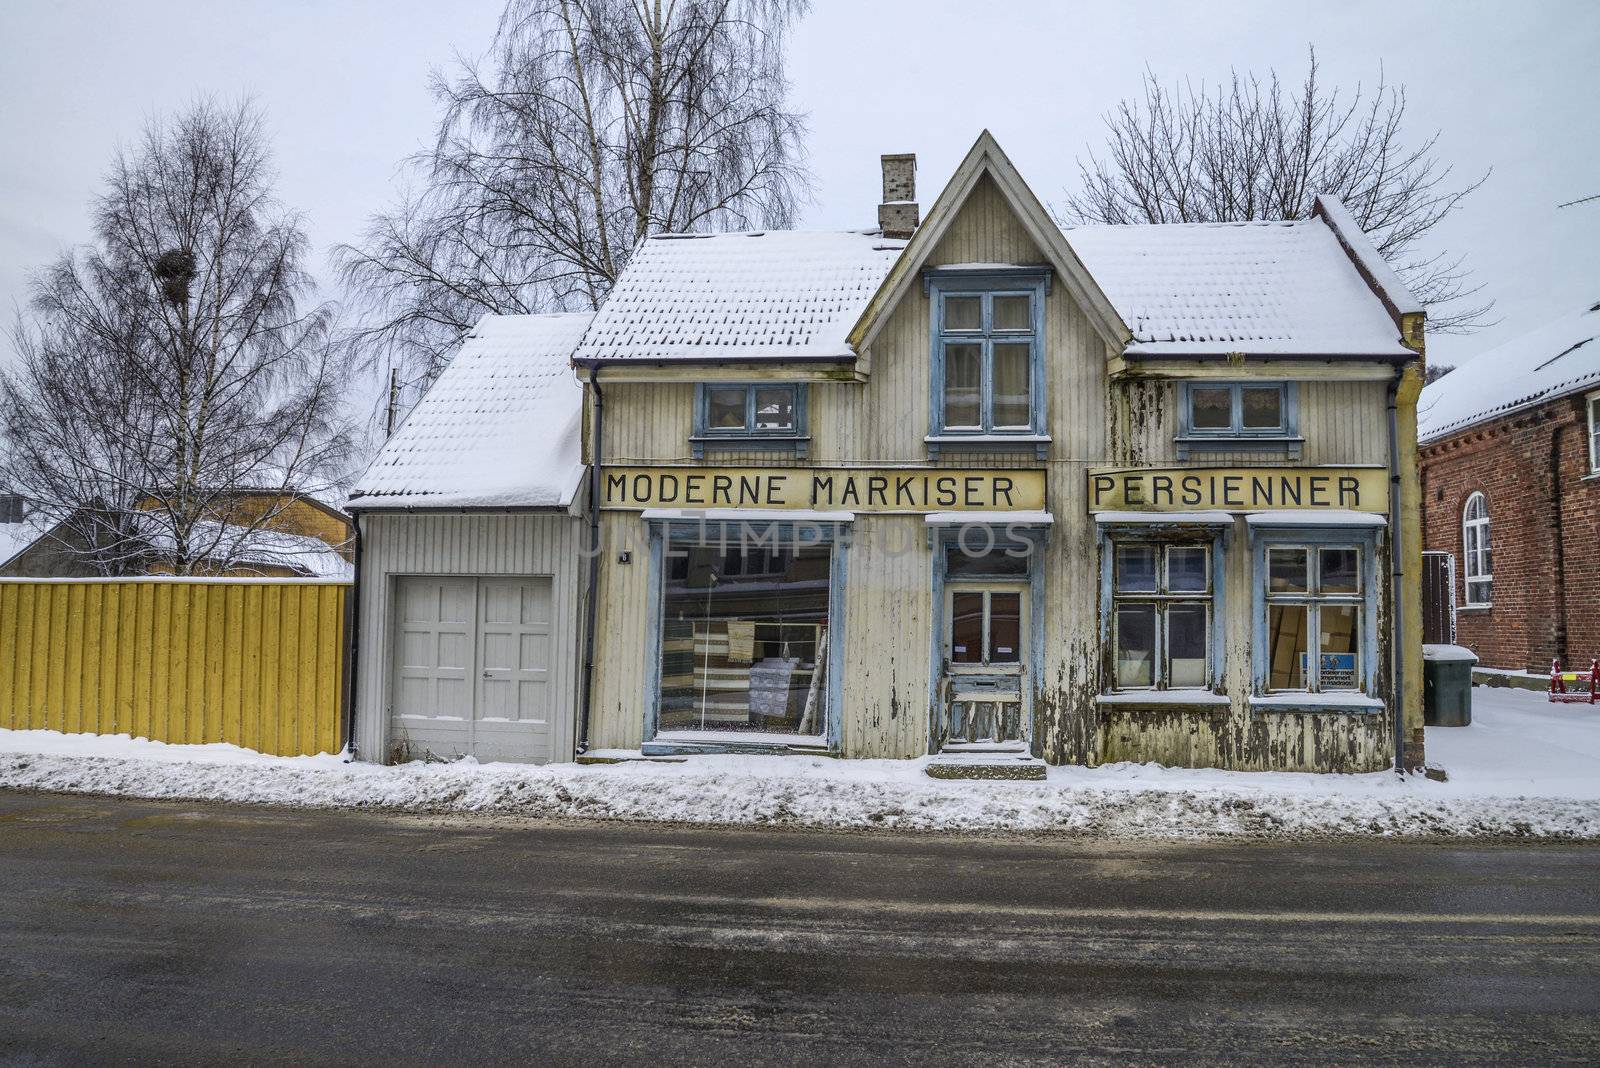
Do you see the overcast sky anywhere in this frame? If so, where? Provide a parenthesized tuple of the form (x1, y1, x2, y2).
(2, 0, 1596, 371)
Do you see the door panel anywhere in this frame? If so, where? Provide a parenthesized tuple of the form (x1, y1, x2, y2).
(389, 576, 556, 764)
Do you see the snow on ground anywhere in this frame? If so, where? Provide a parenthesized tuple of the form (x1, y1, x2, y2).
(1, 686, 1597, 839)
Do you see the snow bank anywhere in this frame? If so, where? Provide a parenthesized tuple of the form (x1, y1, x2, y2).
(2, 687, 1597, 839)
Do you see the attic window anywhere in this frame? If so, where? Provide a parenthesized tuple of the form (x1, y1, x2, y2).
(925, 269, 1049, 453)
(1176, 382, 1302, 458)
(692, 383, 810, 459)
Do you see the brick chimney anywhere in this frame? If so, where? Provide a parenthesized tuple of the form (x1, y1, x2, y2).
(878, 153, 918, 239)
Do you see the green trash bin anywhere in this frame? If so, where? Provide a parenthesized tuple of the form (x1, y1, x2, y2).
(1423, 644, 1477, 727)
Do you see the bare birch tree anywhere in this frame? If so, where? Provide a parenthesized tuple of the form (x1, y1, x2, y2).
(1, 99, 355, 576)
(336, 0, 811, 385)
(1061, 50, 1491, 332)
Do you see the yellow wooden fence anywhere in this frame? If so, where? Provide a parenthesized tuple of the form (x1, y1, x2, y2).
(0, 579, 348, 756)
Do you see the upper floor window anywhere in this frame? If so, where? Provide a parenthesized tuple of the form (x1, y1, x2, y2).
(926, 269, 1048, 449)
(1177, 382, 1301, 457)
(1587, 392, 1599, 474)
(692, 383, 808, 458)
(1462, 492, 1492, 605)
(0, 494, 24, 524)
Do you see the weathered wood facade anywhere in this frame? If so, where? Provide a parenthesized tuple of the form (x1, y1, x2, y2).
(580, 134, 1427, 773)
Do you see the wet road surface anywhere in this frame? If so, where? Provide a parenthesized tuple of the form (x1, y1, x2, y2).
(1, 791, 1597, 1065)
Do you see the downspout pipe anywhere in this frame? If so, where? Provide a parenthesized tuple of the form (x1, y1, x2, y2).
(342, 514, 363, 762)
(576, 367, 603, 756)
(1386, 372, 1406, 776)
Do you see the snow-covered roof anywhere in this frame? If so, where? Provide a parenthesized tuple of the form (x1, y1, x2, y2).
(571, 230, 905, 365)
(138, 519, 352, 579)
(1063, 218, 1415, 358)
(350, 312, 593, 510)
(0, 518, 47, 569)
(1418, 302, 1600, 442)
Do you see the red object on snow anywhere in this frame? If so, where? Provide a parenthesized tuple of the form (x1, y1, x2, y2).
(1549, 658, 1599, 704)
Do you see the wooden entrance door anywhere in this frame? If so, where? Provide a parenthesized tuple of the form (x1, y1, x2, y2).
(940, 584, 1028, 751)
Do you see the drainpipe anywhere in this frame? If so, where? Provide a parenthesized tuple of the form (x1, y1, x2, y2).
(343, 514, 363, 762)
(576, 367, 603, 756)
(1386, 372, 1406, 776)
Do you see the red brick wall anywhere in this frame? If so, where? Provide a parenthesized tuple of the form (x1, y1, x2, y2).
(1419, 393, 1600, 672)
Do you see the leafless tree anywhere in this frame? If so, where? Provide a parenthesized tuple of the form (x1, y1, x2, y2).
(1061, 50, 1492, 332)
(1, 99, 356, 576)
(336, 0, 811, 388)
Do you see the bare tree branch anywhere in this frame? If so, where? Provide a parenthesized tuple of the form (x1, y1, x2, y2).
(1060, 48, 1493, 333)
(0, 98, 356, 576)
(335, 0, 812, 390)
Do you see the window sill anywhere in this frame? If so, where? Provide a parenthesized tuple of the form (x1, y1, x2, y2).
(690, 434, 810, 460)
(1458, 603, 1493, 612)
(643, 730, 830, 756)
(925, 434, 1050, 460)
(1176, 435, 1304, 459)
(1098, 691, 1229, 713)
(1250, 694, 1385, 715)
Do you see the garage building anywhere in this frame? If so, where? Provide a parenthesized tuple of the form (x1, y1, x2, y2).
(346, 313, 592, 764)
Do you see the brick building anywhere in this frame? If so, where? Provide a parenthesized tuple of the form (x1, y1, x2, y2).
(1418, 302, 1600, 672)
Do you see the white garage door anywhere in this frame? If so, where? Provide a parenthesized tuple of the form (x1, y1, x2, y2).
(390, 576, 556, 763)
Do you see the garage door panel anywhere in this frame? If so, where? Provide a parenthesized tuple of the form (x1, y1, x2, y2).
(392, 575, 557, 764)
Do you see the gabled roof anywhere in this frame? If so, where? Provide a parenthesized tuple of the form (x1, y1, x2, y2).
(1418, 301, 1600, 442)
(1063, 214, 1416, 359)
(570, 230, 904, 366)
(849, 130, 1130, 354)
(349, 312, 592, 510)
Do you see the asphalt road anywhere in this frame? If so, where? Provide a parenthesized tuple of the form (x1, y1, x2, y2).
(1, 793, 1597, 1066)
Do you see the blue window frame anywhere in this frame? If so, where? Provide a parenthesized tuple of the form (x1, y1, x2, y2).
(924, 268, 1049, 456)
(692, 383, 809, 458)
(1177, 381, 1301, 458)
(1095, 521, 1230, 695)
(1249, 525, 1382, 707)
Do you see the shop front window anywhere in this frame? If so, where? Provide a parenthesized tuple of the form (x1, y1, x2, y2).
(1263, 545, 1365, 692)
(657, 538, 830, 736)
(1110, 542, 1212, 690)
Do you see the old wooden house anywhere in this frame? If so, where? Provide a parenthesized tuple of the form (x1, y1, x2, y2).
(349, 132, 1427, 775)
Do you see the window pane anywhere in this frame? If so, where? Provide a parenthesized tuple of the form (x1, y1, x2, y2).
(1166, 604, 1208, 688)
(1190, 387, 1232, 430)
(1319, 548, 1359, 594)
(1167, 546, 1209, 592)
(1116, 544, 1158, 593)
(1241, 386, 1283, 430)
(1268, 604, 1308, 690)
(992, 294, 1031, 331)
(989, 592, 1021, 664)
(942, 343, 982, 429)
(708, 387, 747, 430)
(1115, 604, 1156, 688)
(1466, 577, 1492, 605)
(658, 542, 830, 735)
(943, 295, 981, 331)
(1463, 526, 1480, 576)
(950, 591, 984, 664)
(1268, 548, 1308, 593)
(753, 387, 795, 431)
(1319, 606, 1360, 689)
(945, 540, 1031, 578)
(992, 342, 1031, 428)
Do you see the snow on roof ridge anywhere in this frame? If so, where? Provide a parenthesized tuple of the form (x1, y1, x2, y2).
(1418, 302, 1600, 442)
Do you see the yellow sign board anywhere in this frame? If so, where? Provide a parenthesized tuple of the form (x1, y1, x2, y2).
(601, 466, 1047, 513)
(1089, 467, 1388, 513)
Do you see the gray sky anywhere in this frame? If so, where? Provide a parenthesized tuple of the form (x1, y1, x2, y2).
(2, 0, 1596, 370)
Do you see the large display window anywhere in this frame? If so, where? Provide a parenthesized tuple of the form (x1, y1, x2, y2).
(657, 538, 831, 737)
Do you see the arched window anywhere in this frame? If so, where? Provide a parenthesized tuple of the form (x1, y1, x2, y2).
(1462, 492, 1493, 605)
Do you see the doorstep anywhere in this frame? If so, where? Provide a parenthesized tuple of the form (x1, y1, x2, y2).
(925, 753, 1047, 781)
(575, 748, 687, 765)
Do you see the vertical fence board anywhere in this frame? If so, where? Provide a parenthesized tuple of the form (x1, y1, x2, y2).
(0, 579, 347, 756)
